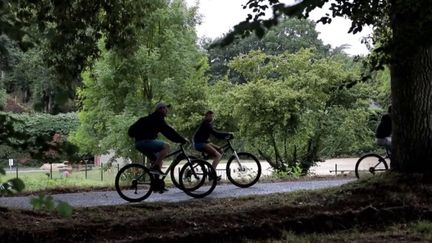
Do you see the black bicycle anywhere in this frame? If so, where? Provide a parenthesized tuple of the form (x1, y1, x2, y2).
(197, 137, 262, 188)
(115, 143, 217, 202)
(355, 147, 390, 179)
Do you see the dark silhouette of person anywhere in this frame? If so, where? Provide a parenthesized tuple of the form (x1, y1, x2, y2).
(375, 105, 392, 150)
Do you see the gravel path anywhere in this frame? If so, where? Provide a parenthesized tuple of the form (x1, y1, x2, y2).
(0, 179, 354, 209)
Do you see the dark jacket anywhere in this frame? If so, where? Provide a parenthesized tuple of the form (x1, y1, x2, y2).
(133, 111, 186, 143)
(375, 113, 392, 138)
(193, 120, 230, 143)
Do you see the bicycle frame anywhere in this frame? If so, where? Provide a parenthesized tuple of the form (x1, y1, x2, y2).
(143, 144, 197, 181)
(219, 139, 244, 170)
(384, 147, 392, 160)
(373, 148, 391, 171)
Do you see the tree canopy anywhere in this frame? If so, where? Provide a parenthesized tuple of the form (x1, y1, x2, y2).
(221, 0, 432, 173)
(204, 17, 331, 83)
(70, 0, 208, 159)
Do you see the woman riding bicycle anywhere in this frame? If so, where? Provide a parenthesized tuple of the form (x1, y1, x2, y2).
(193, 111, 233, 181)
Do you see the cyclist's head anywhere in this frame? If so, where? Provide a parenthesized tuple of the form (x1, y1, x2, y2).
(204, 110, 214, 121)
(155, 102, 170, 116)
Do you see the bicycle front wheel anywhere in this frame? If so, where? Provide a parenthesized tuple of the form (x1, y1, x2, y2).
(355, 154, 389, 179)
(226, 152, 261, 188)
(169, 155, 198, 190)
(115, 163, 152, 202)
(179, 159, 217, 198)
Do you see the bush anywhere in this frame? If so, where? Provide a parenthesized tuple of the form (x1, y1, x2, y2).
(0, 89, 6, 110)
(0, 112, 80, 163)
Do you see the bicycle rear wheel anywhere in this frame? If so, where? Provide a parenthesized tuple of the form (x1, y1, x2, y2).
(355, 153, 389, 179)
(227, 152, 261, 188)
(179, 159, 217, 198)
(115, 163, 152, 202)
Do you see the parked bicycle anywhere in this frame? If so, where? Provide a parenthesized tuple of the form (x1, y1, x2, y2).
(198, 137, 262, 188)
(115, 143, 217, 202)
(355, 147, 390, 179)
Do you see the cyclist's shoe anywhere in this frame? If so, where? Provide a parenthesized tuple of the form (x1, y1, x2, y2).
(153, 187, 168, 194)
(158, 187, 169, 194)
(153, 186, 168, 193)
(152, 179, 168, 193)
(209, 174, 221, 181)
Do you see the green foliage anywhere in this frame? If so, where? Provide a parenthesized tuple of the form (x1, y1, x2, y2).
(0, 2, 33, 52)
(0, 88, 6, 109)
(72, 1, 208, 159)
(1, 169, 119, 192)
(31, 194, 73, 218)
(219, 0, 389, 51)
(13, 112, 79, 136)
(206, 17, 331, 83)
(0, 167, 25, 195)
(0, 112, 80, 163)
(1, 0, 159, 82)
(273, 162, 302, 178)
(1, 42, 77, 113)
(413, 221, 432, 236)
(210, 48, 375, 173)
(0, 35, 79, 113)
(370, 67, 391, 108)
(0, 112, 28, 149)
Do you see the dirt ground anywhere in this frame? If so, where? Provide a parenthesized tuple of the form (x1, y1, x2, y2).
(1, 173, 432, 242)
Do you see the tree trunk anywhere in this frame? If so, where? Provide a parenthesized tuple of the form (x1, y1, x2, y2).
(391, 46, 432, 173)
(390, 2, 432, 173)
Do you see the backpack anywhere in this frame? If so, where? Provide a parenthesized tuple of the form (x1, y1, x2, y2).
(128, 118, 140, 138)
(127, 116, 149, 138)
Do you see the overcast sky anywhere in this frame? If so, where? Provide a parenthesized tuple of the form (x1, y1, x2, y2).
(185, 0, 372, 56)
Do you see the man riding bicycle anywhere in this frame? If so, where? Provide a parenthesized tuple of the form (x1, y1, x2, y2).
(129, 102, 187, 192)
(193, 110, 233, 181)
(375, 105, 392, 151)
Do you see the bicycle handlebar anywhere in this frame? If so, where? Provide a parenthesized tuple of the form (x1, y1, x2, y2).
(224, 133, 234, 140)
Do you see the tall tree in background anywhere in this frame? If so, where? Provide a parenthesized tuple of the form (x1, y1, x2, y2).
(211, 48, 372, 174)
(224, 0, 432, 174)
(205, 17, 331, 83)
(1, 0, 156, 147)
(71, 0, 208, 158)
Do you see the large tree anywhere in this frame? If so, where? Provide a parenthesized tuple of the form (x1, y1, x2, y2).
(222, 0, 432, 173)
(209, 48, 373, 174)
(71, 0, 208, 159)
(204, 17, 331, 83)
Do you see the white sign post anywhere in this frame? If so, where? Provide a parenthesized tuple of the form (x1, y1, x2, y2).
(9, 159, 13, 171)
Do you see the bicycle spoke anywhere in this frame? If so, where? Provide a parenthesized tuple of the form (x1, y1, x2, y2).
(169, 155, 198, 190)
(115, 164, 152, 202)
(355, 154, 389, 179)
(179, 159, 217, 198)
(227, 152, 261, 188)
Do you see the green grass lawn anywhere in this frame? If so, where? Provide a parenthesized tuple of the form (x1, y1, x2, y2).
(2, 166, 184, 193)
(3, 168, 117, 192)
